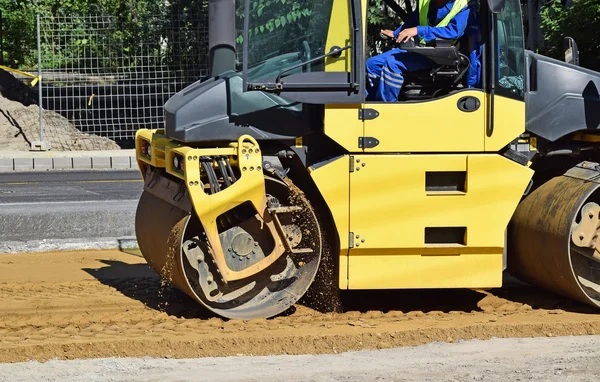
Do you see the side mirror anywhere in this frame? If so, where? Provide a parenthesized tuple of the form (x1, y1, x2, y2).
(564, 37, 579, 66)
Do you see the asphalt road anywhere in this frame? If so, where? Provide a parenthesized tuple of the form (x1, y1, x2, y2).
(0, 170, 143, 253)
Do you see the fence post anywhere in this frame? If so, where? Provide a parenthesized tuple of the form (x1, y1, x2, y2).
(31, 14, 50, 151)
(0, 10, 3, 65)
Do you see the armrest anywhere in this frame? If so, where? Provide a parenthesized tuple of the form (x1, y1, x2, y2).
(395, 37, 455, 49)
(397, 38, 460, 66)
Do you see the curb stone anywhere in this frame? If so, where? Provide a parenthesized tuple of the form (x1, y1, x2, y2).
(14, 158, 34, 171)
(0, 150, 137, 172)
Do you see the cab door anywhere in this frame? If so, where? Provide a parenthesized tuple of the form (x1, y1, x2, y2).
(361, 90, 487, 153)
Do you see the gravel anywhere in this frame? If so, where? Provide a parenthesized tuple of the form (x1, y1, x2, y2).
(1, 335, 600, 382)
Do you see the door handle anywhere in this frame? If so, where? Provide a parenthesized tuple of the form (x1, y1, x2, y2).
(457, 96, 480, 112)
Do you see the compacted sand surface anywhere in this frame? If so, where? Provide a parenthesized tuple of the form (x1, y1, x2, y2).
(1, 250, 600, 367)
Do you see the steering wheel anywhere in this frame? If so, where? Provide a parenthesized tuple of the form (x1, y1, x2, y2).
(301, 40, 312, 72)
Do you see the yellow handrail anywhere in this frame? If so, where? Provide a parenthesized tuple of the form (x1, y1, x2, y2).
(0, 65, 41, 87)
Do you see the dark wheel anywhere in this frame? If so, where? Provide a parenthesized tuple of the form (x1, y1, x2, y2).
(136, 174, 323, 319)
(508, 174, 600, 309)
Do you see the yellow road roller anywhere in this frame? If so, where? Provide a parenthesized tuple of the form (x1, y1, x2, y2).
(134, 0, 600, 319)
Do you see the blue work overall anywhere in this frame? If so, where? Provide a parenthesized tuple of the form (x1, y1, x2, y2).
(365, 0, 480, 102)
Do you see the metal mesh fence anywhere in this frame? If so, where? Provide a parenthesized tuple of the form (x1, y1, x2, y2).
(36, 12, 209, 143)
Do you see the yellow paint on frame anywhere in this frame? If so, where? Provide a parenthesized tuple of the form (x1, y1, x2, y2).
(346, 153, 532, 290)
(485, 95, 526, 151)
(324, 0, 352, 72)
(348, 253, 503, 289)
(309, 155, 351, 289)
(324, 104, 364, 152)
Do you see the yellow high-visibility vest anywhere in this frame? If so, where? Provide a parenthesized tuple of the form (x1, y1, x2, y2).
(417, 0, 471, 44)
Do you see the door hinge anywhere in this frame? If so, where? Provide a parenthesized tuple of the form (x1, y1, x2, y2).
(349, 155, 354, 172)
(358, 137, 380, 149)
(359, 108, 379, 120)
(349, 232, 354, 248)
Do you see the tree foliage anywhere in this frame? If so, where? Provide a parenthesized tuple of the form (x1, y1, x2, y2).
(235, 0, 313, 44)
(234, 0, 338, 69)
(366, 0, 413, 56)
(5, 0, 597, 75)
(38, 0, 168, 72)
(539, 0, 600, 70)
(0, 0, 206, 74)
(232, 0, 413, 64)
(0, 0, 37, 67)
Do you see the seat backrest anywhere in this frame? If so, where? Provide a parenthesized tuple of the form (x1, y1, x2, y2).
(497, 19, 507, 49)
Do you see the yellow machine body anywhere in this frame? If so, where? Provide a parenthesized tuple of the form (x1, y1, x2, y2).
(136, 85, 533, 291)
(314, 1, 533, 290)
(310, 153, 533, 290)
(132, 0, 600, 319)
(136, 131, 287, 282)
(135, 0, 533, 293)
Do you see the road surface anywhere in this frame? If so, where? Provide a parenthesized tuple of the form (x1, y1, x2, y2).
(0, 170, 143, 252)
(2, 335, 600, 381)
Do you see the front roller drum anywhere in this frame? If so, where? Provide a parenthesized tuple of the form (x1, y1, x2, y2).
(135, 175, 322, 319)
(508, 174, 600, 308)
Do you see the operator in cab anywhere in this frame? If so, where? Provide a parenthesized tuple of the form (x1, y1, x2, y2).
(365, 0, 481, 102)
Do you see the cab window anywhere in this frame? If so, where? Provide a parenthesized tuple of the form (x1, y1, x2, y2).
(495, 0, 526, 100)
(242, 0, 335, 83)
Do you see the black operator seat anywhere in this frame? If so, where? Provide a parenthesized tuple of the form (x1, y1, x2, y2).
(394, 35, 472, 100)
(398, 37, 462, 66)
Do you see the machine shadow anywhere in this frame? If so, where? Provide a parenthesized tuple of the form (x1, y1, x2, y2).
(338, 288, 486, 314)
(83, 259, 218, 320)
(83, 260, 594, 320)
(321, 272, 594, 315)
(493, 272, 596, 314)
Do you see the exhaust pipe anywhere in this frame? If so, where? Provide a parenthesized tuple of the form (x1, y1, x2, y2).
(208, 0, 236, 77)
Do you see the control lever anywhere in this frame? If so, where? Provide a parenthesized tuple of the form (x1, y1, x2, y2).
(379, 32, 419, 51)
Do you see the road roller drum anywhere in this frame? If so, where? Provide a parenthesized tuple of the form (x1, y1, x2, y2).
(508, 164, 600, 309)
(136, 166, 322, 319)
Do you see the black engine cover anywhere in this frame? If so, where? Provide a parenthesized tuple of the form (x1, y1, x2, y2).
(525, 51, 600, 141)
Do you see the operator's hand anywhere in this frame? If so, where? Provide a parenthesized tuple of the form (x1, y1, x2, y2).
(396, 27, 418, 43)
(380, 29, 394, 39)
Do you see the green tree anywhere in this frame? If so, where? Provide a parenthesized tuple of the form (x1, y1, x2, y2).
(163, 0, 209, 81)
(540, 0, 600, 70)
(0, 0, 172, 70)
(366, 0, 412, 56)
(0, 0, 38, 67)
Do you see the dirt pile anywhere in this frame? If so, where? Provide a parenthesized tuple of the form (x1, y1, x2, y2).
(0, 69, 120, 151)
(1, 249, 600, 363)
(0, 95, 120, 151)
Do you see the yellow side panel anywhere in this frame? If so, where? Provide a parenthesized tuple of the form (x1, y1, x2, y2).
(363, 90, 486, 152)
(347, 154, 533, 289)
(485, 95, 526, 151)
(348, 254, 502, 289)
(309, 155, 350, 289)
(324, 104, 363, 152)
(324, 0, 351, 72)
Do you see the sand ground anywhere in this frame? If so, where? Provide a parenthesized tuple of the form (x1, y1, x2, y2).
(1, 249, 600, 366)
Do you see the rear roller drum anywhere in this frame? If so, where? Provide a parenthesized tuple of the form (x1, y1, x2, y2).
(136, 174, 322, 319)
(508, 174, 600, 308)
